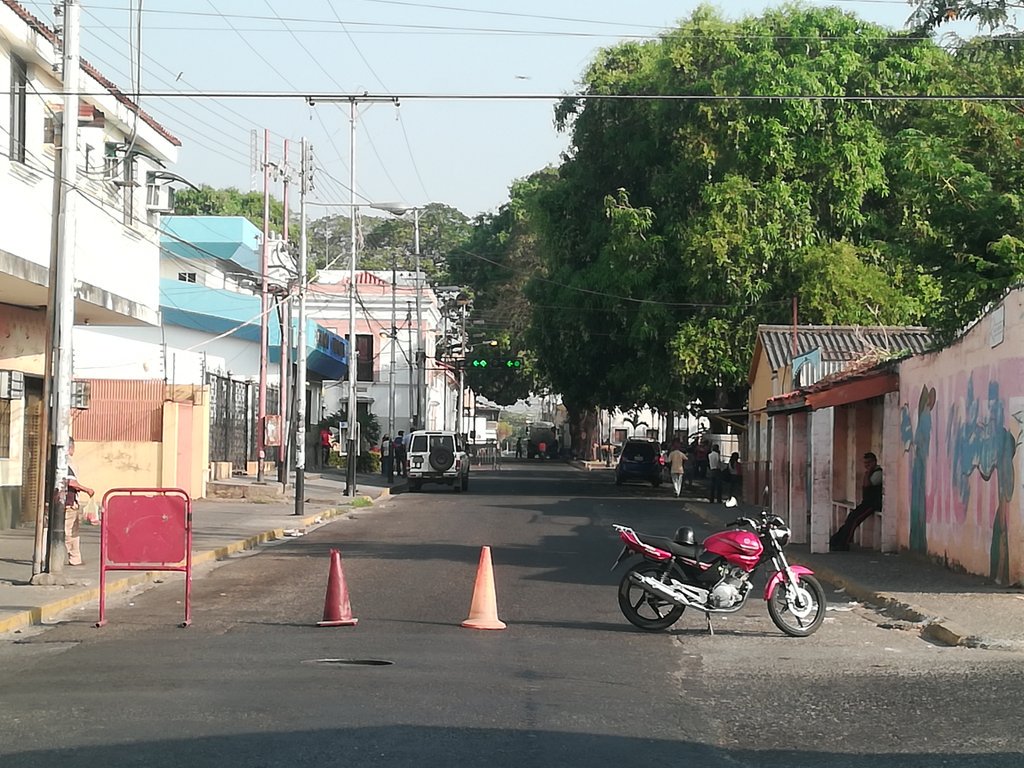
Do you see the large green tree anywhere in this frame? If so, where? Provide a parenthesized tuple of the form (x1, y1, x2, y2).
(444, 171, 555, 405)
(173, 185, 286, 234)
(526, 4, 1024, 423)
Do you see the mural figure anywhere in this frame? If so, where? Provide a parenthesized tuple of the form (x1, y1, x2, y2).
(901, 385, 935, 553)
(948, 377, 1018, 584)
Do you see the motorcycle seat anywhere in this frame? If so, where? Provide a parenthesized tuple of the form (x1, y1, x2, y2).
(639, 534, 699, 561)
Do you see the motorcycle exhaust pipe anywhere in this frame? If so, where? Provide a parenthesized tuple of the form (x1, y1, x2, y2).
(630, 572, 707, 610)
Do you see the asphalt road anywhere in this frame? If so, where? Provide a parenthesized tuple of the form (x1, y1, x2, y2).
(0, 462, 1021, 767)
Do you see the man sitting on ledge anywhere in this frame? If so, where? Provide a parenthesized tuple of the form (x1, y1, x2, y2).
(830, 451, 883, 552)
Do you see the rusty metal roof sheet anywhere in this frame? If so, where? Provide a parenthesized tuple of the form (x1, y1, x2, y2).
(756, 325, 935, 373)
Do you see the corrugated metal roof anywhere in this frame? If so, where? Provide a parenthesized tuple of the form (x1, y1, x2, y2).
(757, 325, 935, 372)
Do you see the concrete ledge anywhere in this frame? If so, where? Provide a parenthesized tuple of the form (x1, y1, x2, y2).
(244, 460, 277, 477)
(210, 462, 233, 480)
(569, 460, 615, 471)
(206, 481, 285, 501)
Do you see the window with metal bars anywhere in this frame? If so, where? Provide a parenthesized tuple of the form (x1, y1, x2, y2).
(356, 334, 374, 382)
(9, 54, 26, 163)
(0, 399, 11, 458)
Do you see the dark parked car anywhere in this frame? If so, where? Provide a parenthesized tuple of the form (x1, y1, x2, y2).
(615, 438, 664, 487)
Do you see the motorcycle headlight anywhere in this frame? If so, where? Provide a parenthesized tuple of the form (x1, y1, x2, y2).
(773, 525, 791, 548)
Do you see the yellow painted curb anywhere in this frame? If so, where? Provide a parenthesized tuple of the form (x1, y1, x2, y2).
(0, 501, 376, 636)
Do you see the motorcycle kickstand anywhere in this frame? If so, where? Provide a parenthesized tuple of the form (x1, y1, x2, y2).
(705, 612, 714, 637)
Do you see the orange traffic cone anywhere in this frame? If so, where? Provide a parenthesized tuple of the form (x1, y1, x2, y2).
(317, 548, 358, 627)
(462, 545, 506, 630)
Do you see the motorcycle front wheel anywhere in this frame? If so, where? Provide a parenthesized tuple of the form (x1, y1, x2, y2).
(617, 561, 686, 631)
(767, 573, 826, 637)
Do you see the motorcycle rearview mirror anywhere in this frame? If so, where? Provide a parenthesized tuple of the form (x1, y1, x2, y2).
(724, 496, 738, 508)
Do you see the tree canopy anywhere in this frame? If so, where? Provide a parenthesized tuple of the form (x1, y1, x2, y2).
(512, 4, 1024, 419)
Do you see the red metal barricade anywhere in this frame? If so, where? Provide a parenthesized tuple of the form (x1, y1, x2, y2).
(97, 488, 193, 628)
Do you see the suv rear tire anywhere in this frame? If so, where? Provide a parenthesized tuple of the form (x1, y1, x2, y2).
(429, 446, 455, 471)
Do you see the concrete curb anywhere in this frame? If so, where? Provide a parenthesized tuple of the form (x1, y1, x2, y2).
(684, 504, 969, 648)
(0, 491, 391, 637)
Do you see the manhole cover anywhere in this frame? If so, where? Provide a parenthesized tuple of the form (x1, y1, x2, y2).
(305, 658, 394, 666)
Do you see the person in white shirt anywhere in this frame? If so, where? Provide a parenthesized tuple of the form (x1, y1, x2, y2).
(707, 443, 723, 503)
(667, 445, 687, 498)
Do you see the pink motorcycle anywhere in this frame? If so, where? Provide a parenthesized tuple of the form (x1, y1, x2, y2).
(611, 504, 826, 637)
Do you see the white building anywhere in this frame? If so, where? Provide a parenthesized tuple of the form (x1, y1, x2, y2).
(311, 269, 459, 436)
(0, 0, 180, 528)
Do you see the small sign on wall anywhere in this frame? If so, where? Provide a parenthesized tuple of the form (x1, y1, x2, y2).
(991, 305, 1005, 348)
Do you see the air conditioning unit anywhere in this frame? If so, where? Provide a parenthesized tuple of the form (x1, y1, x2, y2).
(145, 174, 175, 213)
(0, 370, 24, 400)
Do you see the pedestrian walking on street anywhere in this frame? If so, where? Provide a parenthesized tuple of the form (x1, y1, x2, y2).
(319, 427, 333, 468)
(515, 438, 523, 459)
(64, 437, 95, 567)
(668, 444, 687, 498)
(707, 443, 724, 503)
(830, 452, 883, 551)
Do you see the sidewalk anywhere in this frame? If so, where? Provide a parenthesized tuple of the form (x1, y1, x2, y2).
(0, 470, 398, 636)
(683, 492, 1024, 651)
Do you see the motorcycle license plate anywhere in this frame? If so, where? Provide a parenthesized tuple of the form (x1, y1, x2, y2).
(610, 545, 630, 571)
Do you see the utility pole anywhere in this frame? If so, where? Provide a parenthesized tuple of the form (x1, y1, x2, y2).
(406, 302, 414, 432)
(37, 0, 81, 579)
(459, 301, 467, 436)
(257, 128, 270, 483)
(345, 101, 358, 497)
(412, 208, 422, 430)
(277, 139, 291, 487)
(388, 258, 396, 438)
(293, 138, 311, 515)
(305, 94, 396, 495)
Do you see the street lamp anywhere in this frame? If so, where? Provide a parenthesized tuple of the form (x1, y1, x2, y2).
(371, 203, 422, 430)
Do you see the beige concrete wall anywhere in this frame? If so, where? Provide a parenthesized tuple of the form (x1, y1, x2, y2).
(75, 391, 211, 504)
(898, 289, 1024, 584)
(73, 441, 163, 504)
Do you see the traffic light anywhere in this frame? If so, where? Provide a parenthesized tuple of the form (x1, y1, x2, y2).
(466, 357, 524, 370)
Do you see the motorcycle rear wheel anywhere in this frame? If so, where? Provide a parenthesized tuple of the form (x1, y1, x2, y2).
(617, 562, 686, 631)
(767, 573, 826, 637)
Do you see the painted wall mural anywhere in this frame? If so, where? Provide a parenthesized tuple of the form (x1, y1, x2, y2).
(900, 385, 935, 554)
(901, 364, 1024, 584)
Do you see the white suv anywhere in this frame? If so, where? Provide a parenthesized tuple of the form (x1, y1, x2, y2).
(406, 430, 470, 492)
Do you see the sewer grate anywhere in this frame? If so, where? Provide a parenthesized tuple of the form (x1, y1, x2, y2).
(305, 658, 394, 666)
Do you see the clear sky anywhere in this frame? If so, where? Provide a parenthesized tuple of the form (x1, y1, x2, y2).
(25, 2, 935, 217)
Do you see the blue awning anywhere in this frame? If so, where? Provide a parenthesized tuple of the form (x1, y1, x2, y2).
(161, 216, 261, 273)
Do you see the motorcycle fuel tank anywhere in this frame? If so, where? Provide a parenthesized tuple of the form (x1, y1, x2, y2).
(703, 530, 763, 569)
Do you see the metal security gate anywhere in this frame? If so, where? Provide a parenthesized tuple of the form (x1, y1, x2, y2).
(207, 374, 283, 471)
(208, 374, 252, 470)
